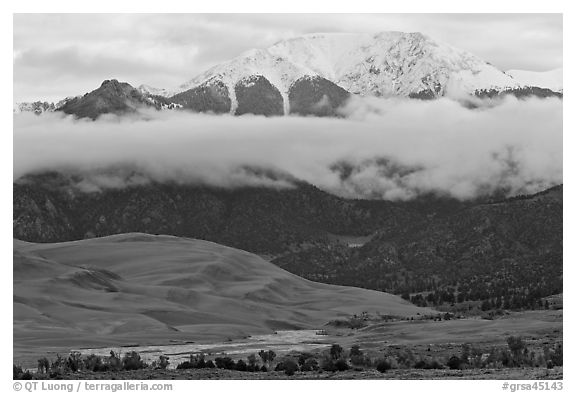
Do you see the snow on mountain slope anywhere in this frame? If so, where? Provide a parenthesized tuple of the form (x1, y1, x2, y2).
(173, 32, 522, 102)
(137, 84, 172, 97)
(506, 68, 563, 92)
(14, 96, 81, 114)
(14, 32, 562, 117)
(175, 48, 313, 114)
(13, 101, 55, 114)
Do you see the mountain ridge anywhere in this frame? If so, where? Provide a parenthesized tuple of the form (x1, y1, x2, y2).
(167, 31, 561, 100)
(14, 31, 562, 118)
(13, 171, 562, 315)
(175, 32, 502, 97)
(271, 184, 562, 310)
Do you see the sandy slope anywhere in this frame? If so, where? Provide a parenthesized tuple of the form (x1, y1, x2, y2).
(14, 233, 425, 359)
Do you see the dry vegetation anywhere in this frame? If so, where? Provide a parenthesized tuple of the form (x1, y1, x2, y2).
(14, 332, 562, 380)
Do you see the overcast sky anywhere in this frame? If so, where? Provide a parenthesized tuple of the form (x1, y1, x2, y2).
(13, 13, 562, 102)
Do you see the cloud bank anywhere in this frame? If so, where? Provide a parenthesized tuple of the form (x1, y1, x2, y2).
(13, 97, 562, 200)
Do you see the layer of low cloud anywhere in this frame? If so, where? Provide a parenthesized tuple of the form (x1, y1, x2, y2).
(13, 97, 562, 200)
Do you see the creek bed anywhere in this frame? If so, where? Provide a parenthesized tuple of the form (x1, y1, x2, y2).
(73, 330, 332, 367)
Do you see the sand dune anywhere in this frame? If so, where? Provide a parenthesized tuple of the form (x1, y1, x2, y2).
(14, 233, 425, 361)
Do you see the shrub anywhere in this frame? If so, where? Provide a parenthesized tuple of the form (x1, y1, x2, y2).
(283, 359, 299, 376)
(247, 354, 258, 366)
(396, 348, 416, 368)
(426, 358, 444, 369)
(530, 350, 538, 367)
(13, 366, 32, 380)
(13, 365, 24, 379)
(414, 357, 443, 370)
(297, 352, 315, 367)
(385, 357, 397, 369)
(260, 365, 268, 372)
(376, 358, 392, 373)
(469, 347, 484, 368)
(349, 345, 369, 367)
(507, 336, 525, 361)
(182, 354, 206, 369)
(320, 357, 336, 372)
(246, 354, 258, 371)
(460, 344, 471, 365)
(67, 351, 83, 372)
(215, 357, 236, 370)
(37, 358, 50, 374)
(447, 355, 461, 370)
(535, 354, 546, 368)
(108, 351, 121, 372)
(236, 359, 248, 372)
(334, 358, 349, 371)
(50, 354, 67, 376)
(350, 354, 370, 366)
(150, 355, 169, 370)
(258, 350, 276, 368)
(349, 345, 362, 358)
(551, 344, 563, 366)
(122, 351, 146, 371)
(300, 358, 319, 372)
(206, 360, 215, 369)
(500, 348, 514, 368)
(84, 354, 105, 372)
(330, 344, 344, 360)
(414, 359, 426, 369)
(484, 347, 501, 368)
(176, 361, 193, 370)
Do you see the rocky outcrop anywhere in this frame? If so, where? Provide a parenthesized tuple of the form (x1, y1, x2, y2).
(58, 79, 162, 119)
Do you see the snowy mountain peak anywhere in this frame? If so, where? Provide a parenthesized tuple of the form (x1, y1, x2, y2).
(137, 84, 172, 97)
(14, 32, 562, 119)
(174, 31, 528, 100)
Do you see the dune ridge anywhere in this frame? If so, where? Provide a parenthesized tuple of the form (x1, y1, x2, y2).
(14, 233, 426, 361)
